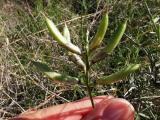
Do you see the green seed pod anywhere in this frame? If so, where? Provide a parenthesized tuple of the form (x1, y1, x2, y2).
(63, 23, 71, 42)
(45, 17, 81, 55)
(44, 71, 79, 83)
(97, 64, 140, 85)
(89, 13, 109, 51)
(68, 52, 86, 72)
(106, 21, 127, 54)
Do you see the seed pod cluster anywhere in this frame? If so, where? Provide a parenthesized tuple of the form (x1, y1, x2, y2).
(62, 22, 86, 71)
(45, 14, 140, 87)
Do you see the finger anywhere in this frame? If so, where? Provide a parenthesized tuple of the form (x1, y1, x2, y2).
(11, 96, 114, 120)
(82, 98, 135, 120)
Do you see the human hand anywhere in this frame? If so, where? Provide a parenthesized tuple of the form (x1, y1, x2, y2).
(10, 96, 134, 120)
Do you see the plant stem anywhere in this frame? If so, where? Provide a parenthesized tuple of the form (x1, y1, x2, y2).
(86, 59, 95, 108)
(84, 30, 95, 108)
(85, 55, 95, 108)
(86, 79, 95, 108)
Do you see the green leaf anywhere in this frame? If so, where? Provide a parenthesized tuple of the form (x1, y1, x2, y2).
(105, 21, 127, 54)
(32, 61, 52, 72)
(32, 61, 78, 83)
(97, 64, 140, 84)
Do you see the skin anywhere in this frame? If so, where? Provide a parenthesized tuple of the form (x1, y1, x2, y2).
(10, 96, 134, 120)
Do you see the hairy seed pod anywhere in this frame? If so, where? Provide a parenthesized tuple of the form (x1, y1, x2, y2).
(45, 17, 81, 55)
(68, 52, 86, 72)
(97, 64, 140, 84)
(62, 23, 86, 70)
(89, 13, 109, 52)
(106, 21, 127, 54)
(63, 23, 71, 42)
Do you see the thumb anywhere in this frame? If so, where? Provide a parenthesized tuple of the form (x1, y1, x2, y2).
(82, 98, 135, 120)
